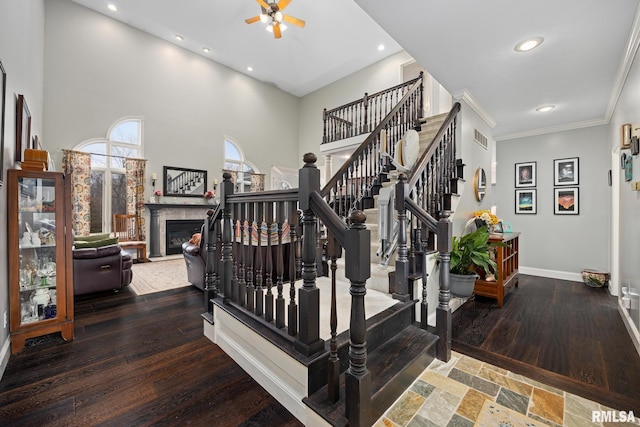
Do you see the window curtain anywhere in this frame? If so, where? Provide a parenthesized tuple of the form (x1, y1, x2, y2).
(61, 149, 92, 236)
(125, 158, 146, 240)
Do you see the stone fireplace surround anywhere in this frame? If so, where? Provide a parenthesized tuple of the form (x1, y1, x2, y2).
(145, 203, 215, 257)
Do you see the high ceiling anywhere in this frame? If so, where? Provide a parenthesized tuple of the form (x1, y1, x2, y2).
(70, 0, 639, 139)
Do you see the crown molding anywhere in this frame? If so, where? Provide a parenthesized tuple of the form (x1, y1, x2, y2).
(494, 117, 609, 141)
(451, 89, 496, 128)
(605, 3, 640, 121)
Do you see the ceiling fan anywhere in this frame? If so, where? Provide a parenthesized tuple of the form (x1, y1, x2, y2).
(245, 0, 305, 39)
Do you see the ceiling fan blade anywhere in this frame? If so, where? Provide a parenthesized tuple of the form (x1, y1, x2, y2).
(256, 0, 270, 9)
(245, 15, 261, 24)
(274, 23, 282, 39)
(277, 0, 292, 11)
(282, 14, 305, 28)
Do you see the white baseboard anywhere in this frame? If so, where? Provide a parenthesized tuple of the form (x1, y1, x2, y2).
(0, 337, 10, 382)
(519, 266, 582, 282)
(204, 309, 309, 425)
(618, 300, 640, 358)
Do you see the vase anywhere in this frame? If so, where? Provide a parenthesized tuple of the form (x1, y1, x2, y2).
(449, 272, 478, 298)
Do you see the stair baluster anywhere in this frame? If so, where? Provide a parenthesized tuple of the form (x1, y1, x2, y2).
(255, 202, 264, 317)
(265, 202, 274, 323)
(287, 200, 298, 336)
(276, 202, 285, 329)
(327, 236, 340, 404)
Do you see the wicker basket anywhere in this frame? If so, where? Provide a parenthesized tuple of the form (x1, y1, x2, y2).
(581, 270, 610, 288)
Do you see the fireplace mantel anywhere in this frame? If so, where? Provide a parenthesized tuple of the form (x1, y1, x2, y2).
(145, 203, 217, 257)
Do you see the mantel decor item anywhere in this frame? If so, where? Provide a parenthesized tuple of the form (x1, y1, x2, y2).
(515, 161, 536, 188)
(0, 59, 6, 187)
(554, 157, 579, 186)
(163, 166, 207, 198)
(16, 94, 31, 163)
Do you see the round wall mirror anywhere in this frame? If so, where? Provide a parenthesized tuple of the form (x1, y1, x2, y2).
(474, 168, 487, 202)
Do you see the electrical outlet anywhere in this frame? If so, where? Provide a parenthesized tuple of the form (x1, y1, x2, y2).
(3, 311, 7, 329)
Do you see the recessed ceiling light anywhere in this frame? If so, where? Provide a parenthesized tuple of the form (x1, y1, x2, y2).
(175, 35, 184, 41)
(107, 3, 118, 12)
(536, 104, 555, 112)
(514, 37, 544, 52)
(247, 66, 253, 72)
(202, 47, 211, 53)
(377, 44, 385, 51)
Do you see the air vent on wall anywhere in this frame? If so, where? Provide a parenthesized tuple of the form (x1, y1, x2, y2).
(474, 128, 488, 149)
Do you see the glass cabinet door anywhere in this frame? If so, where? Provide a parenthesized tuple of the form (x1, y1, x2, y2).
(17, 176, 59, 326)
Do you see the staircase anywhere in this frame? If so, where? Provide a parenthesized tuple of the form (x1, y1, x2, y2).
(305, 111, 455, 425)
(202, 73, 461, 427)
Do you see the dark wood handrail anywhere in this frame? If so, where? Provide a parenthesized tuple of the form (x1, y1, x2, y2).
(407, 102, 461, 190)
(404, 196, 438, 231)
(320, 76, 424, 197)
(310, 191, 348, 247)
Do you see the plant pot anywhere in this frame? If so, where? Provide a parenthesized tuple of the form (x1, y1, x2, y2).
(450, 272, 478, 298)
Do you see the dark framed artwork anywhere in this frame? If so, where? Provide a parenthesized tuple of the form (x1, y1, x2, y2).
(554, 187, 579, 215)
(515, 189, 536, 214)
(515, 161, 536, 187)
(0, 60, 6, 187)
(15, 94, 31, 163)
(163, 166, 207, 197)
(554, 157, 579, 186)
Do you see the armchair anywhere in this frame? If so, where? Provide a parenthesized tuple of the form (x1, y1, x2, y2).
(182, 232, 205, 291)
(73, 235, 133, 295)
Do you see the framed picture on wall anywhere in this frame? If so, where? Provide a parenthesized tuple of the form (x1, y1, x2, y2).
(515, 161, 536, 187)
(554, 187, 579, 215)
(15, 94, 31, 163)
(0, 59, 6, 187)
(515, 189, 536, 214)
(554, 157, 579, 186)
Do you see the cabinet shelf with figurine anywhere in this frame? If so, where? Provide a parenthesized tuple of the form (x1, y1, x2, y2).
(8, 169, 74, 354)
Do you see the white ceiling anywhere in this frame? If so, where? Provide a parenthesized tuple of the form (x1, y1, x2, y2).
(70, 0, 639, 139)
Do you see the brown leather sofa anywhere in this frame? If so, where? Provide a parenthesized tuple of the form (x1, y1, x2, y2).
(73, 244, 133, 295)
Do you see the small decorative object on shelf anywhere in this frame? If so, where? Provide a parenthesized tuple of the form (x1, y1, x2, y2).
(8, 169, 74, 353)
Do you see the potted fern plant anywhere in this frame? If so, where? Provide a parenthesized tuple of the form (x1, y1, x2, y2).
(449, 225, 500, 297)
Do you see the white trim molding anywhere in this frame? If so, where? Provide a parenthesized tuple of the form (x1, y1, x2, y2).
(451, 89, 497, 129)
(618, 299, 640, 357)
(0, 337, 11, 382)
(519, 266, 582, 283)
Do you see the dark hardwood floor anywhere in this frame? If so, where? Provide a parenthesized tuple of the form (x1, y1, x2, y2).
(0, 286, 303, 427)
(452, 274, 640, 413)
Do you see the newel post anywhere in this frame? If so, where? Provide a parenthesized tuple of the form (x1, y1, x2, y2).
(296, 153, 325, 356)
(220, 172, 235, 304)
(344, 210, 372, 427)
(204, 208, 216, 315)
(436, 210, 452, 362)
(394, 173, 410, 301)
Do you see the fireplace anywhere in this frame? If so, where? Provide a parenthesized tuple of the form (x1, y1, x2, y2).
(165, 219, 204, 255)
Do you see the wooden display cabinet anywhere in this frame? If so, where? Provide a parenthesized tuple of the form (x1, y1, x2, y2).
(8, 169, 74, 353)
(474, 232, 520, 308)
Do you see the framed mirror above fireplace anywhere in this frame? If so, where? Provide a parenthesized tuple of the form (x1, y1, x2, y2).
(163, 166, 207, 197)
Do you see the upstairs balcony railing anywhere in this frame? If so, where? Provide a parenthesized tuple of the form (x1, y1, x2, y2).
(321, 73, 424, 218)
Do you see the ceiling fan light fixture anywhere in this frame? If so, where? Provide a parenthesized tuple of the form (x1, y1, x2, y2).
(515, 37, 544, 52)
(280, 23, 288, 32)
(275, 11, 283, 22)
(260, 13, 268, 23)
(265, 25, 273, 33)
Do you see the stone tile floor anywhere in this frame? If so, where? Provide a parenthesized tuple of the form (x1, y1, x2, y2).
(374, 352, 640, 427)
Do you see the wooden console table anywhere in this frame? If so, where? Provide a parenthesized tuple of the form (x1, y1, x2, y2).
(474, 232, 520, 307)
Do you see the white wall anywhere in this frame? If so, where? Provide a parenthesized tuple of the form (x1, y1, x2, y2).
(610, 38, 640, 334)
(496, 126, 610, 278)
(43, 0, 301, 199)
(0, 0, 45, 378)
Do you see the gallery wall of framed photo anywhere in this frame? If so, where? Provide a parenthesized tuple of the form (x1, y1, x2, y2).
(514, 157, 580, 215)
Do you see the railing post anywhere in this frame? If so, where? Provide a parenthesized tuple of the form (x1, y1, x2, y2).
(296, 153, 325, 356)
(436, 211, 452, 362)
(220, 172, 235, 304)
(362, 92, 369, 133)
(323, 108, 328, 144)
(204, 209, 216, 315)
(344, 210, 372, 427)
(393, 173, 411, 301)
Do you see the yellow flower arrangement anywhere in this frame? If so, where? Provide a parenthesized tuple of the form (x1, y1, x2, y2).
(473, 210, 499, 226)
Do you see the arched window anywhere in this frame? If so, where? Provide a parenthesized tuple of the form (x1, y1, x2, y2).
(224, 137, 257, 193)
(74, 118, 143, 233)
